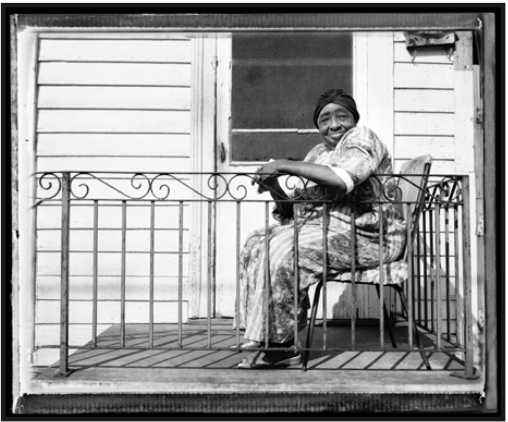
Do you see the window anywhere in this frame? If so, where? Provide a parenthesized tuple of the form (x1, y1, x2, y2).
(231, 32, 353, 161)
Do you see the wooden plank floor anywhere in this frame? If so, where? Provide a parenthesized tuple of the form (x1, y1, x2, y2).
(37, 319, 465, 372)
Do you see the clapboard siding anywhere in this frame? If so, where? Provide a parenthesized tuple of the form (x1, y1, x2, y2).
(38, 86, 191, 110)
(38, 134, 190, 156)
(34, 35, 194, 358)
(37, 229, 190, 253)
(38, 63, 191, 86)
(37, 110, 190, 133)
(393, 33, 457, 177)
(394, 63, 454, 89)
(37, 203, 190, 229)
(394, 90, 454, 112)
(394, 136, 455, 159)
(36, 301, 188, 325)
(37, 276, 187, 301)
(394, 159, 455, 174)
(391, 33, 464, 329)
(37, 252, 189, 277)
(37, 157, 191, 173)
(38, 39, 192, 63)
(394, 112, 454, 136)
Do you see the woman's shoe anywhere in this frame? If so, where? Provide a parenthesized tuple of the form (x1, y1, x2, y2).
(230, 340, 264, 350)
(237, 351, 301, 369)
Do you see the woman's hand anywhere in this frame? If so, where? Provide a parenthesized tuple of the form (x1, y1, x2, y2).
(252, 160, 285, 193)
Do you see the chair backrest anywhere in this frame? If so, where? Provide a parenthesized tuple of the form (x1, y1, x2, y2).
(394, 155, 432, 243)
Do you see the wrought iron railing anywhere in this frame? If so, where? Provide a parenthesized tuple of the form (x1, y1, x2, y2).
(32, 171, 476, 378)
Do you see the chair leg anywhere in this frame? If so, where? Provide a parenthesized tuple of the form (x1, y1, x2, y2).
(394, 285, 432, 370)
(375, 285, 397, 348)
(302, 281, 323, 371)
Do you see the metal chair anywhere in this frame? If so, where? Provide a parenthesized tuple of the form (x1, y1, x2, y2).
(303, 155, 433, 371)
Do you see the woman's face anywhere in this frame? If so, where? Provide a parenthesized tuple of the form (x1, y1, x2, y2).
(317, 103, 356, 148)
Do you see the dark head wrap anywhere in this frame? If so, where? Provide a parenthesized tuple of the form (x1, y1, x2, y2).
(313, 89, 360, 127)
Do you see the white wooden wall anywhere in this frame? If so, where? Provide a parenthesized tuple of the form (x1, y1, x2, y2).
(31, 31, 476, 364)
(392, 32, 457, 175)
(391, 32, 475, 339)
(34, 34, 194, 365)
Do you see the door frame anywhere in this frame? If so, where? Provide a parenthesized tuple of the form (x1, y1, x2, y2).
(210, 32, 396, 318)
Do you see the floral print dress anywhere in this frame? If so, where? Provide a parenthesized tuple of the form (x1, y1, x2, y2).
(237, 126, 407, 343)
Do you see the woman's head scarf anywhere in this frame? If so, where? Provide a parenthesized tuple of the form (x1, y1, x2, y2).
(313, 89, 360, 127)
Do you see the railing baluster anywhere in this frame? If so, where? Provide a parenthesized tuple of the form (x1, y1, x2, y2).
(322, 202, 328, 350)
(149, 201, 155, 348)
(406, 203, 413, 349)
(423, 211, 428, 330)
(265, 201, 270, 348)
(429, 206, 435, 333)
(445, 206, 452, 343)
(178, 201, 184, 348)
(236, 200, 241, 348)
(454, 205, 464, 349)
(435, 203, 442, 350)
(416, 220, 422, 325)
(461, 177, 476, 378)
(379, 204, 384, 349)
(55, 172, 73, 377)
(351, 211, 356, 350)
(207, 200, 212, 348)
(120, 200, 126, 347)
(92, 200, 99, 348)
(294, 202, 299, 352)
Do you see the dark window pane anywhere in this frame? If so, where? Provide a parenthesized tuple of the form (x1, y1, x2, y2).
(231, 132, 323, 162)
(232, 32, 353, 130)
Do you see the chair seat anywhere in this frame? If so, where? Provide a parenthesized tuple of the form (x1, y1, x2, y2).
(328, 260, 408, 285)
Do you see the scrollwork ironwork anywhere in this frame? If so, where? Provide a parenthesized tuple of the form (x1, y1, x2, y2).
(32, 171, 465, 206)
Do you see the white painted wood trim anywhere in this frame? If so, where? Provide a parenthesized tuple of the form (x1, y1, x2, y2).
(367, 32, 394, 161)
(353, 32, 394, 157)
(353, 32, 369, 128)
(353, 32, 394, 318)
(188, 35, 217, 318)
(17, 30, 39, 384)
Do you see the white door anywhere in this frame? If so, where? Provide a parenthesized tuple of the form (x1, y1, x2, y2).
(213, 32, 360, 318)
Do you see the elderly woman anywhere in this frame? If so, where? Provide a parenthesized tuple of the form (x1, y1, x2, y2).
(235, 89, 406, 369)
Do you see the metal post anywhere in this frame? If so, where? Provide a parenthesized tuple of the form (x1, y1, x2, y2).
(429, 207, 435, 333)
(207, 201, 212, 347)
(149, 201, 155, 347)
(235, 200, 241, 348)
(452, 177, 479, 379)
(406, 203, 413, 349)
(120, 201, 126, 347)
(351, 211, 356, 350)
(92, 200, 99, 348)
(264, 201, 271, 347)
(54, 172, 73, 377)
(178, 201, 184, 348)
(423, 211, 429, 330)
(379, 205, 384, 348)
(435, 203, 442, 350)
(445, 206, 452, 342)
(322, 202, 328, 349)
(416, 220, 422, 324)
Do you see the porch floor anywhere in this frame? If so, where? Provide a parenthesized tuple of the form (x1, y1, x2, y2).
(32, 319, 483, 395)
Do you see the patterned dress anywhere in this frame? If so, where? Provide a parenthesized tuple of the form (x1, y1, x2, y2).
(237, 126, 407, 343)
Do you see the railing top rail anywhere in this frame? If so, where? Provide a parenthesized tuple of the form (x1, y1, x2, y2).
(32, 171, 465, 206)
